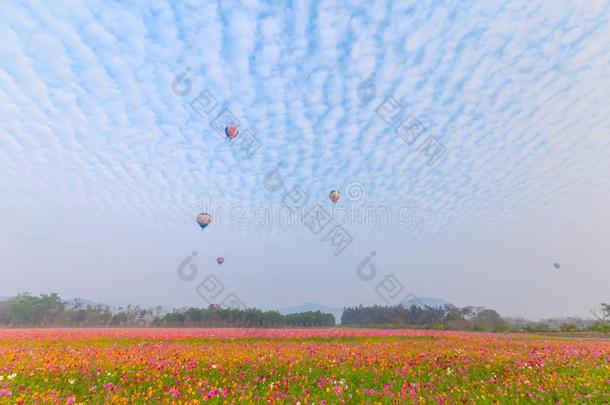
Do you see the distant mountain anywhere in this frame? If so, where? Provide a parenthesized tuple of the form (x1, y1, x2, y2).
(402, 296, 449, 309)
(279, 303, 344, 324)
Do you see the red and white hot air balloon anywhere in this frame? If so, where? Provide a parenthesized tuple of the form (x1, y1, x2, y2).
(225, 125, 239, 140)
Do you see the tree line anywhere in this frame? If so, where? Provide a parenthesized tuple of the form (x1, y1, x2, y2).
(341, 304, 508, 331)
(0, 293, 335, 327)
(1, 293, 608, 333)
(342, 303, 610, 333)
(155, 307, 334, 327)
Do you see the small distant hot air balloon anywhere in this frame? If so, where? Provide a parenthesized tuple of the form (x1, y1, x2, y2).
(329, 190, 340, 203)
(216, 256, 225, 265)
(225, 125, 239, 140)
(553, 262, 560, 270)
(196, 212, 211, 230)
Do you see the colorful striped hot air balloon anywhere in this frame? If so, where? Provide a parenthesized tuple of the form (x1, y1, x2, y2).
(196, 213, 211, 230)
(329, 190, 340, 203)
(216, 256, 225, 265)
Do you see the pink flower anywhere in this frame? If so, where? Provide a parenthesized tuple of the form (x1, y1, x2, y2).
(169, 387, 182, 398)
(205, 388, 219, 398)
(66, 396, 76, 404)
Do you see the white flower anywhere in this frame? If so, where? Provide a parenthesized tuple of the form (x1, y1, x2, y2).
(7, 373, 16, 380)
(68, 379, 76, 385)
(211, 364, 217, 369)
(0, 376, 3, 381)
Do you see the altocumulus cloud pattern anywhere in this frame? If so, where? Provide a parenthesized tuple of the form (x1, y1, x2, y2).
(1, 0, 610, 242)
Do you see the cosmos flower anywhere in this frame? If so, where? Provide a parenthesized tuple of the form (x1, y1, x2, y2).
(0, 328, 606, 403)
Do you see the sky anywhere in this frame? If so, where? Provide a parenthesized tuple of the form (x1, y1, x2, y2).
(1, 0, 609, 320)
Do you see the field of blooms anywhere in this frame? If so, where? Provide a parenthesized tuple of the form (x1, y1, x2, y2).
(0, 328, 608, 404)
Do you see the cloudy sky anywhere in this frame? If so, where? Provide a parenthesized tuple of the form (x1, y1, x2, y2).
(1, 1, 609, 319)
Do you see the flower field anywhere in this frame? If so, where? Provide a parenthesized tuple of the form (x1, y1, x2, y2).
(0, 328, 608, 404)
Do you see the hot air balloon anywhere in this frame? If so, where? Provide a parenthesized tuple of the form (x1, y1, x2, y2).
(553, 262, 560, 270)
(216, 256, 225, 265)
(329, 190, 340, 203)
(196, 212, 211, 230)
(225, 125, 239, 140)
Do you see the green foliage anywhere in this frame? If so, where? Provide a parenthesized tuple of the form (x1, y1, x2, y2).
(342, 305, 504, 332)
(1, 293, 607, 334)
(522, 322, 551, 333)
(285, 311, 335, 326)
(0, 294, 336, 328)
(559, 323, 580, 332)
(341, 304, 447, 326)
(0, 293, 65, 326)
(590, 322, 610, 334)
(155, 308, 335, 327)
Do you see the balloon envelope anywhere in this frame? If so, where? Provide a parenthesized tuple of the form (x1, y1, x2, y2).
(225, 125, 239, 140)
(329, 190, 340, 203)
(216, 257, 225, 265)
(196, 213, 211, 229)
(553, 262, 560, 269)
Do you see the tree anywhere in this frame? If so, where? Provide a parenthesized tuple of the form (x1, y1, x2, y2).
(591, 303, 610, 335)
(472, 309, 507, 331)
(0, 293, 65, 326)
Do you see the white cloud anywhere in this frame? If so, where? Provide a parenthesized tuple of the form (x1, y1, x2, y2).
(0, 0, 609, 317)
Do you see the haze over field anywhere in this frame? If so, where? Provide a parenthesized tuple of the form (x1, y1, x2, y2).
(1, 1, 609, 319)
